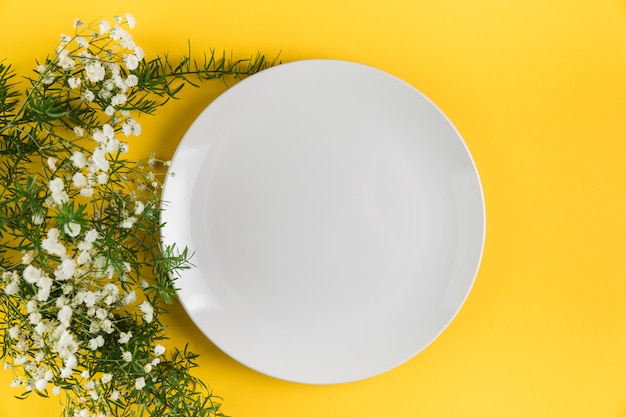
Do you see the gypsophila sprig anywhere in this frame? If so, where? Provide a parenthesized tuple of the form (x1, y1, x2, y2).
(0, 14, 272, 417)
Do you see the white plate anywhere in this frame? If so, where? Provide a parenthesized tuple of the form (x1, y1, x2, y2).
(161, 60, 485, 384)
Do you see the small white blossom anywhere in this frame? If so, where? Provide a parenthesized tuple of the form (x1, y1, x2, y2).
(52, 385, 61, 395)
(8, 326, 20, 339)
(32, 214, 45, 225)
(68, 77, 81, 89)
(21, 251, 34, 265)
(36, 275, 53, 301)
(104, 106, 115, 116)
(154, 344, 166, 356)
(134, 377, 146, 390)
(126, 13, 137, 28)
(101, 373, 112, 384)
(120, 216, 137, 229)
(143, 363, 152, 373)
(122, 290, 136, 305)
(139, 301, 154, 323)
(57, 305, 73, 326)
(86, 61, 106, 83)
(133, 201, 145, 216)
(111, 93, 127, 106)
(57, 49, 75, 70)
(118, 331, 132, 344)
(81, 89, 95, 102)
(72, 172, 87, 189)
(55, 258, 77, 281)
(122, 351, 132, 362)
(125, 74, 138, 87)
(75, 36, 88, 48)
(124, 54, 139, 71)
(47, 157, 57, 170)
(99, 20, 111, 34)
(64, 221, 81, 238)
(41, 228, 66, 257)
(80, 187, 94, 197)
(110, 390, 120, 401)
(88, 335, 104, 350)
(23, 265, 42, 284)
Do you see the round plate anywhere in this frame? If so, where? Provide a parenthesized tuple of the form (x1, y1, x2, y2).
(161, 59, 485, 384)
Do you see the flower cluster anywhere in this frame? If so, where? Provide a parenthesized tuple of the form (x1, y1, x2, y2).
(0, 13, 270, 417)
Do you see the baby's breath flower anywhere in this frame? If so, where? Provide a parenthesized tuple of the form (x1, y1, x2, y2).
(154, 344, 166, 356)
(134, 377, 145, 391)
(99, 20, 111, 35)
(121, 351, 132, 362)
(118, 331, 132, 344)
(139, 301, 154, 323)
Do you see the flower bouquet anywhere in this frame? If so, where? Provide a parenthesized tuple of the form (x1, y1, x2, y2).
(0, 14, 270, 417)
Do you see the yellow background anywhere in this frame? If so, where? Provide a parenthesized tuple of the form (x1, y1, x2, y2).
(1, 0, 626, 416)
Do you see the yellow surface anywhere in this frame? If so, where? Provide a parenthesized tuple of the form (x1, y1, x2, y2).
(1, 0, 626, 416)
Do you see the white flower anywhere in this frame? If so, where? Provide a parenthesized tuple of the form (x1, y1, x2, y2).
(88, 335, 104, 350)
(75, 36, 88, 48)
(120, 216, 137, 229)
(71, 151, 87, 168)
(64, 221, 81, 238)
(118, 331, 132, 344)
(57, 305, 73, 326)
(97, 172, 108, 185)
(91, 146, 110, 172)
(143, 363, 152, 373)
(55, 258, 77, 281)
(125, 74, 138, 87)
(47, 157, 57, 170)
(139, 301, 154, 323)
(10, 378, 20, 387)
(81, 89, 95, 102)
(151, 357, 161, 367)
(34, 378, 48, 391)
(41, 228, 66, 257)
(8, 326, 20, 339)
(36, 275, 53, 301)
(76, 251, 90, 265)
(110, 390, 120, 401)
(122, 351, 132, 362)
(32, 214, 45, 225)
(134, 377, 146, 390)
(57, 49, 75, 70)
(72, 172, 87, 189)
(23, 265, 42, 284)
(21, 251, 34, 265)
(68, 77, 81, 89)
(52, 385, 61, 395)
(121, 118, 141, 136)
(134, 45, 145, 61)
(122, 290, 136, 305)
(126, 13, 137, 28)
(85, 229, 100, 243)
(14, 355, 28, 365)
(104, 106, 115, 116)
(29, 311, 42, 325)
(27, 299, 37, 313)
(85, 61, 106, 83)
(48, 177, 68, 206)
(111, 93, 127, 106)
(99, 20, 111, 35)
(4, 281, 19, 294)
(73, 18, 83, 28)
(80, 187, 94, 198)
(124, 54, 139, 71)
(101, 373, 112, 384)
(73, 126, 85, 137)
(154, 344, 166, 356)
(83, 291, 97, 308)
(134, 201, 145, 215)
(37, 65, 55, 84)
